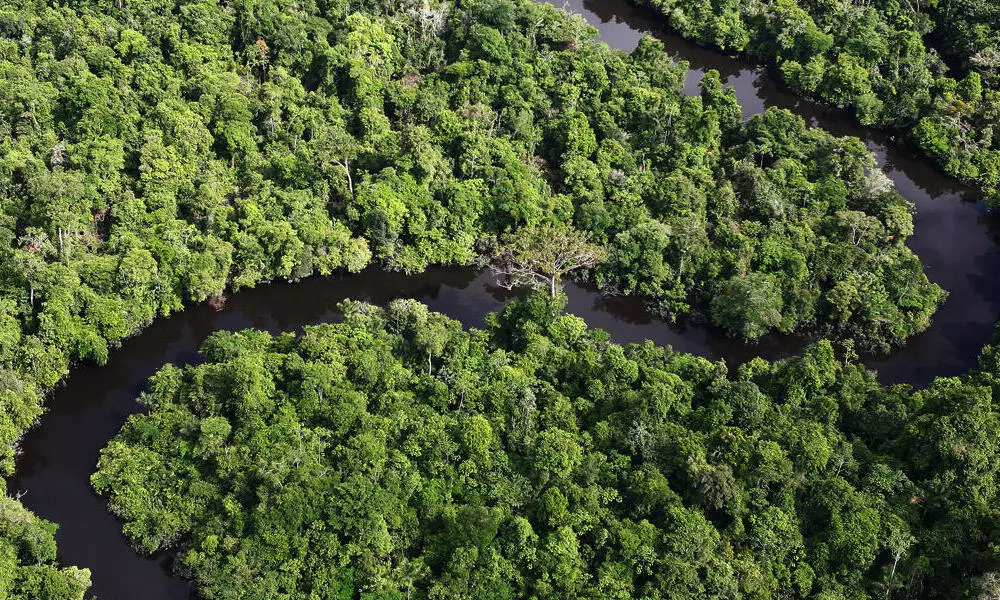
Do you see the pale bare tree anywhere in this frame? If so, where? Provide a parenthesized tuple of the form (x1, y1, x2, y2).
(837, 209, 881, 246)
(882, 522, 914, 599)
(486, 223, 605, 298)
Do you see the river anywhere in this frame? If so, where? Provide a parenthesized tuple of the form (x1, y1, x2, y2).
(8, 1, 1000, 598)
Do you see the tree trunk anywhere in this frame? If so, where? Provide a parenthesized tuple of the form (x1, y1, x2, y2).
(341, 159, 354, 200)
(550, 276, 557, 298)
(885, 554, 900, 599)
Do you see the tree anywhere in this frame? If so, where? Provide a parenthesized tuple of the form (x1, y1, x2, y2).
(486, 224, 605, 298)
(710, 273, 784, 340)
(12, 227, 54, 309)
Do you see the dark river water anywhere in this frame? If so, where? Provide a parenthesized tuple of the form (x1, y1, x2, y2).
(8, 1, 1000, 598)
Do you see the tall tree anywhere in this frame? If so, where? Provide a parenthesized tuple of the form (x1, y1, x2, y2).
(486, 223, 605, 298)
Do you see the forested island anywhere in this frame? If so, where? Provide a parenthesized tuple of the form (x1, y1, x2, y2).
(0, 0, 996, 597)
(630, 0, 1000, 204)
(93, 298, 1000, 599)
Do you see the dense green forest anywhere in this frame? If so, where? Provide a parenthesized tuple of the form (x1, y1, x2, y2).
(93, 297, 1000, 599)
(0, 0, 989, 595)
(630, 0, 1000, 204)
(0, 494, 90, 599)
(0, 0, 945, 472)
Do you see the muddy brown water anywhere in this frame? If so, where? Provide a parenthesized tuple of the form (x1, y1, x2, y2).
(9, 1, 1000, 598)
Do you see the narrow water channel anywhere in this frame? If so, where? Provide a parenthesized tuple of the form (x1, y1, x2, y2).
(8, 2, 1000, 598)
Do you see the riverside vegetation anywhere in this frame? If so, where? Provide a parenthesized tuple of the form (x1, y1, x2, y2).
(94, 297, 1000, 600)
(0, 0, 943, 470)
(0, 0, 974, 595)
(630, 0, 1000, 204)
(0, 495, 90, 599)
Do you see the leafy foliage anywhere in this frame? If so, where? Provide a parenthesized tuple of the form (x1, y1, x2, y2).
(0, 0, 961, 592)
(0, 0, 943, 474)
(0, 495, 91, 599)
(485, 223, 605, 298)
(631, 0, 1000, 205)
(93, 298, 1000, 599)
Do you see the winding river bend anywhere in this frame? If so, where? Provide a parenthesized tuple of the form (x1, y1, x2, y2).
(8, 1, 1000, 598)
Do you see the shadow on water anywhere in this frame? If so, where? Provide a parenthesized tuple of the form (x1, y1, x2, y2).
(10, 1, 1000, 598)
